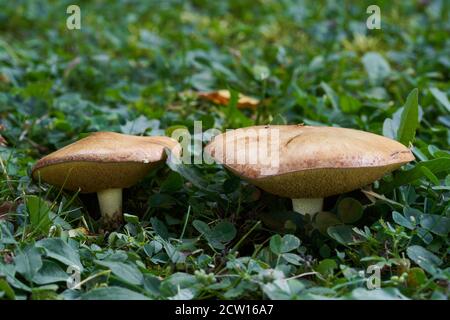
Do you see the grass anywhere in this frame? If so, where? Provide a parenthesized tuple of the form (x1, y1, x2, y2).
(0, 0, 449, 300)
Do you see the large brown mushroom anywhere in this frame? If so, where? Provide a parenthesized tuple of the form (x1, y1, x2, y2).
(205, 125, 414, 215)
(32, 132, 181, 229)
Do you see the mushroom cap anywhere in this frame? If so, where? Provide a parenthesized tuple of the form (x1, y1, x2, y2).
(32, 132, 181, 193)
(204, 125, 414, 198)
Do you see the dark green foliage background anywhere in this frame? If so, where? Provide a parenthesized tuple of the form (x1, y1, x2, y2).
(0, 0, 449, 300)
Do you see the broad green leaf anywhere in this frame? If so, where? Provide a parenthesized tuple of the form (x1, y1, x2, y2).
(160, 172, 183, 193)
(210, 221, 237, 243)
(82, 286, 150, 300)
(328, 225, 354, 245)
(192, 220, 211, 236)
(397, 88, 419, 146)
(407, 245, 442, 275)
(120, 115, 159, 135)
(269, 234, 283, 255)
(316, 259, 337, 276)
(150, 217, 169, 240)
(0, 278, 15, 299)
(390, 158, 450, 189)
(349, 288, 408, 300)
(320, 82, 339, 110)
(14, 245, 42, 282)
(36, 238, 83, 271)
(262, 279, 305, 300)
(362, 52, 391, 84)
(420, 214, 450, 236)
(26, 196, 52, 234)
(148, 193, 176, 209)
(314, 212, 342, 235)
(94, 260, 144, 285)
(270, 234, 300, 254)
(392, 211, 415, 230)
(33, 260, 71, 285)
(419, 166, 440, 185)
(430, 87, 450, 113)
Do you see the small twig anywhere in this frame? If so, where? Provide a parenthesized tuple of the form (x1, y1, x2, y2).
(179, 205, 191, 240)
(71, 270, 111, 290)
(285, 271, 319, 281)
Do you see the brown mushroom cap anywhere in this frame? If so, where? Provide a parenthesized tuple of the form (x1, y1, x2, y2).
(205, 125, 414, 198)
(32, 132, 181, 193)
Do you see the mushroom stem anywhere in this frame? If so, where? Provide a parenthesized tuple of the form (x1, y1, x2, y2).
(292, 198, 323, 215)
(97, 188, 123, 228)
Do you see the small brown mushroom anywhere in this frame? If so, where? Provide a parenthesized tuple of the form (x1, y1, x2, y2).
(205, 125, 414, 215)
(32, 132, 181, 229)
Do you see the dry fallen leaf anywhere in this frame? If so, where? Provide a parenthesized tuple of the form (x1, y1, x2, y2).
(68, 227, 89, 238)
(198, 90, 259, 109)
(0, 201, 16, 220)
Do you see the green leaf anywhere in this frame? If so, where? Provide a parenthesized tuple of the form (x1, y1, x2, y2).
(337, 198, 363, 224)
(14, 245, 43, 282)
(33, 260, 71, 285)
(82, 286, 150, 300)
(94, 260, 144, 285)
(390, 158, 450, 189)
(314, 212, 342, 235)
(192, 220, 211, 236)
(430, 87, 450, 113)
(328, 225, 354, 245)
(120, 115, 159, 135)
(36, 238, 83, 271)
(419, 214, 450, 236)
(339, 95, 361, 113)
(270, 234, 300, 254)
(194, 220, 236, 249)
(407, 245, 442, 275)
(148, 193, 176, 209)
(397, 88, 419, 146)
(210, 221, 237, 243)
(392, 211, 415, 230)
(150, 217, 169, 240)
(0, 278, 15, 299)
(419, 166, 440, 185)
(269, 234, 283, 255)
(349, 288, 408, 300)
(407, 268, 427, 288)
(320, 82, 339, 110)
(123, 213, 139, 224)
(26, 196, 52, 234)
(281, 253, 302, 265)
(166, 150, 220, 193)
(262, 279, 305, 300)
(316, 259, 337, 276)
(160, 172, 184, 193)
(362, 52, 391, 84)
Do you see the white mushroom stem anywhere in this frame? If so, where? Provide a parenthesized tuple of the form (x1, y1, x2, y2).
(97, 188, 123, 223)
(292, 198, 324, 215)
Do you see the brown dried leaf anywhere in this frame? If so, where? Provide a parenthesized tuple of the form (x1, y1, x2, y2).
(68, 227, 89, 238)
(198, 90, 259, 109)
(0, 201, 16, 220)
